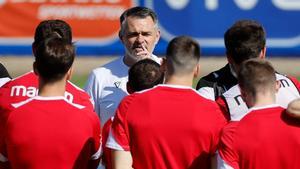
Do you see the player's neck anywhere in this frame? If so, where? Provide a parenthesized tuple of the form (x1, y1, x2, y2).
(164, 74, 193, 87)
(252, 93, 276, 108)
(38, 80, 66, 97)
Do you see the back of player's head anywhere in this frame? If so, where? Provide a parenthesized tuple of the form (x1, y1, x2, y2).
(33, 20, 72, 52)
(238, 59, 276, 98)
(34, 34, 75, 82)
(119, 6, 158, 36)
(224, 20, 266, 64)
(166, 36, 200, 75)
(128, 58, 163, 93)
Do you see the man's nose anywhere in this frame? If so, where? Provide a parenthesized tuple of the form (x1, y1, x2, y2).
(136, 34, 145, 43)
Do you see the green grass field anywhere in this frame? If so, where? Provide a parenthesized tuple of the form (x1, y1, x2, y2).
(70, 75, 88, 89)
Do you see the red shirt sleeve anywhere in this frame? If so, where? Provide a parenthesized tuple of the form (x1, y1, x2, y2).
(110, 95, 134, 151)
(218, 122, 239, 169)
(102, 118, 113, 169)
(210, 102, 228, 154)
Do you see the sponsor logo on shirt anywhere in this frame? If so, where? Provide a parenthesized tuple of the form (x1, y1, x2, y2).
(10, 85, 74, 102)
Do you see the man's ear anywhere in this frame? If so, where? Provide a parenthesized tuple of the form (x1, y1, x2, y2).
(160, 58, 167, 73)
(226, 54, 233, 64)
(118, 30, 123, 43)
(66, 66, 73, 81)
(275, 80, 280, 93)
(33, 61, 39, 76)
(193, 63, 200, 78)
(260, 46, 267, 59)
(154, 29, 161, 45)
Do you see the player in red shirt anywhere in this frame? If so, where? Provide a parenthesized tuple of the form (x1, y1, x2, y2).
(102, 58, 164, 169)
(0, 20, 93, 115)
(0, 36, 101, 169)
(106, 36, 227, 169)
(0, 21, 94, 168)
(218, 59, 300, 169)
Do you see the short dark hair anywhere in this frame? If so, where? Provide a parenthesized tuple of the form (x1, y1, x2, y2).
(238, 59, 276, 98)
(166, 36, 201, 75)
(128, 59, 163, 92)
(33, 20, 72, 49)
(35, 35, 75, 82)
(224, 20, 266, 64)
(119, 6, 158, 35)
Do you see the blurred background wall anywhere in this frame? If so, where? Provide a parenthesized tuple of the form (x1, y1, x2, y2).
(1, 0, 300, 87)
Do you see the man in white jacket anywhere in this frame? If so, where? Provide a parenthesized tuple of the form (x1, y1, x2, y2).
(84, 6, 161, 126)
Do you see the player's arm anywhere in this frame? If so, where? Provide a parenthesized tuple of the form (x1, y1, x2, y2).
(88, 111, 102, 169)
(106, 96, 132, 169)
(111, 150, 132, 169)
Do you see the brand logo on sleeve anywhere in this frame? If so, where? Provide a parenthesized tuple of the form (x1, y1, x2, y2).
(114, 81, 121, 88)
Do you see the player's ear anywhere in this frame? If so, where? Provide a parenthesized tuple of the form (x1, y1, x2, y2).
(154, 29, 160, 45)
(160, 58, 167, 73)
(260, 46, 267, 59)
(33, 61, 39, 76)
(226, 54, 233, 64)
(193, 63, 200, 78)
(275, 80, 280, 93)
(118, 30, 124, 43)
(66, 66, 73, 81)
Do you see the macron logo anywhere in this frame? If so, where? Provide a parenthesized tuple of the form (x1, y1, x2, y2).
(10, 85, 74, 102)
(10, 86, 37, 97)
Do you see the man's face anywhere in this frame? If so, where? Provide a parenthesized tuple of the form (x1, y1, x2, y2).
(120, 16, 160, 63)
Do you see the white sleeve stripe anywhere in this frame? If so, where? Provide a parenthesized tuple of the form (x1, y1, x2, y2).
(217, 151, 234, 169)
(91, 145, 102, 160)
(0, 153, 8, 162)
(105, 130, 125, 151)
